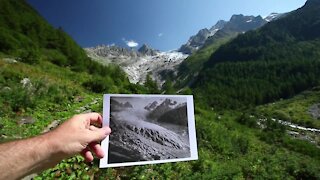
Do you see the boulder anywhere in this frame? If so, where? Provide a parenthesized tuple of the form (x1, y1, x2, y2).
(17, 116, 35, 125)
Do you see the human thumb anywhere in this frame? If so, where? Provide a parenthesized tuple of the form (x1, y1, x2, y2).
(88, 126, 111, 142)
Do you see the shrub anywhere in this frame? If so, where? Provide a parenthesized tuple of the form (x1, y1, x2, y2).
(236, 113, 258, 128)
(259, 118, 286, 143)
(283, 137, 320, 160)
(0, 84, 35, 112)
(144, 73, 159, 93)
(232, 134, 249, 155)
(0, 28, 19, 51)
(272, 110, 291, 121)
(82, 76, 114, 93)
(44, 49, 68, 66)
(19, 47, 40, 64)
(47, 85, 69, 103)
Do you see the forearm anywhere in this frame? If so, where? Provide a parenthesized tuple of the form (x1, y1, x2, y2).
(0, 133, 63, 180)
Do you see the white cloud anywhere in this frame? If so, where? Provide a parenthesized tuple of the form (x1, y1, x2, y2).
(126, 40, 139, 48)
(122, 38, 139, 48)
(158, 33, 163, 37)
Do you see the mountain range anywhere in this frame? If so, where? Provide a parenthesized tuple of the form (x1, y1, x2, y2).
(85, 12, 282, 86)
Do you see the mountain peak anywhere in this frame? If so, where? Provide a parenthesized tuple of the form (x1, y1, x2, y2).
(210, 20, 227, 31)
(178, 20, 226, 54)
(229, 14, 264, 23)
(230, 14, 245, 21)
(305, 0, 320, 7)
(138, 44, 159, 56)
(307, 0, 320, 3)
(264, 13, 283, 22)
(139, 44, 150, 50)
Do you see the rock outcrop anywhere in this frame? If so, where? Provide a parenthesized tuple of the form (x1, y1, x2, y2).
(158, 103, 188, 126)
(146, 98, 178, 119)
(138, 44, 159, 56)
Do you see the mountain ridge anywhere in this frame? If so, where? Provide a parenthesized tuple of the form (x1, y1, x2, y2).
(178, 13, 283, 54)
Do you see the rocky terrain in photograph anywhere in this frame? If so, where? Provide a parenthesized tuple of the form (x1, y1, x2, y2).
(146, 98, 179, 119)
(158, 104, 188, 126)
(145, 98, 188, 126)
(108, 98, 190, 164)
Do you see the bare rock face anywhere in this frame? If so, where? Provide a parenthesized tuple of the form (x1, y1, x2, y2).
(308, 103, 320, 119)
(110, 99, 133, 111)
(138, 44, 159, 56)
(144, 101, 158, 111)
(87, 45, 142, 58)
(179, 20, 226, 54)
(146, 98, 177, 119)
(158, 104, 188, 126)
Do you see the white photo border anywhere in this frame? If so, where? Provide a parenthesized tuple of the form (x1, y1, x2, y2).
(100, 94, 198, 168)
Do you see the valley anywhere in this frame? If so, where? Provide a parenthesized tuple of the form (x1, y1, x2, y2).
(0, 0, 320, 179)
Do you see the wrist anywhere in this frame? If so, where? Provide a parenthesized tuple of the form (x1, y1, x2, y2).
(42, 131, 66, 161)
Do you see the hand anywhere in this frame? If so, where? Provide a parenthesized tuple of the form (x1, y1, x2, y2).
(48, 113, 111, 162)
(0, 113, 111, 179)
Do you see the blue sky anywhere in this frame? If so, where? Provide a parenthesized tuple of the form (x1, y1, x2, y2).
(27, 0, 306, 51)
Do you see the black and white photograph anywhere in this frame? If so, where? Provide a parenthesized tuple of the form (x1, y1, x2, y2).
(100, 94, 198, 168)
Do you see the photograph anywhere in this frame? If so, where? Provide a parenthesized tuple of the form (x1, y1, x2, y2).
(100, 94, 198, 168)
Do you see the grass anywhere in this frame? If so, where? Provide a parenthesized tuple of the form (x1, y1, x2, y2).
(0, 58, 103, 140)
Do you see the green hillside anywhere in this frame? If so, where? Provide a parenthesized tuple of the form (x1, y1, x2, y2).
(0, 0, 319, 179)
(0, 0, 131, 90)
(176, 36, 233, 88)
(193, 0, 320, 109)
